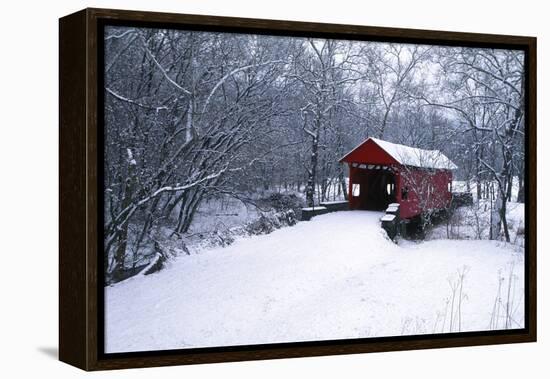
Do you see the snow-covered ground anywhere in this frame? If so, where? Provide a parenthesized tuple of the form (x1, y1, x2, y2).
(105, 211, 524, 353)
(428, 200, 525, 244)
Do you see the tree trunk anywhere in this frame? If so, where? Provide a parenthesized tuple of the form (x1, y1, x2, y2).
(175, 187, 203, 234)
(112, 151, 137, 281)
(379, 107, 391, 139)
(475, 146, 484, 200)
(339, 167, 348, 200)
(489, 184, 500, 240)
(517, 173, 525, 203)
(305, 134, 319, 207)
(133, 196, 162, 265)
(499, 193, 510, 242)
(506, 174, 513, 202)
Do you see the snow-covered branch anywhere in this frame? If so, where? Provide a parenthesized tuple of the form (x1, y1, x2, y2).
(201, 60, 286, 114)
(141, 39, 192, 95)
(106, 87, 169, 111)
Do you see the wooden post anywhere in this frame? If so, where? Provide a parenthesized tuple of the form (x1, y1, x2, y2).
(348, 163, 353, 209)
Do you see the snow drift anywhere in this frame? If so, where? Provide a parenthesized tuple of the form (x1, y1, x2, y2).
(105, 211, 524, 353)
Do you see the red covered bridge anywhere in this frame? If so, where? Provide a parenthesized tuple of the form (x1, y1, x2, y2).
(339, 137, 457, 220)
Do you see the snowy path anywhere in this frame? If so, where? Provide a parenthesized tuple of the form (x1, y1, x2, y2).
(105, 211, 524, 353)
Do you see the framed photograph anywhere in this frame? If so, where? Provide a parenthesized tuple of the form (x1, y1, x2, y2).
(59, 8, 536, 370)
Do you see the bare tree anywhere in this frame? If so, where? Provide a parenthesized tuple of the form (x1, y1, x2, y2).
(365, 44, 432, 139)
(102, 26, 526, 282)
(420, 47, 524, 242)
(287, 39, 363, 206)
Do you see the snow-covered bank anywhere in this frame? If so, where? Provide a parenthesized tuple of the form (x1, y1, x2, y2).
(428, 200, 525, 244)
(105, 211, 524, 353)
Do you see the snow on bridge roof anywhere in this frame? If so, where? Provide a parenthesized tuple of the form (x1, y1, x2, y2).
(371, 138, 457, 170)
(340, 137, 458, 170)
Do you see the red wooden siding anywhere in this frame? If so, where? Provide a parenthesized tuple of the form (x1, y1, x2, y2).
(341, 138, 399, 166)
(398, 168, 452, 219)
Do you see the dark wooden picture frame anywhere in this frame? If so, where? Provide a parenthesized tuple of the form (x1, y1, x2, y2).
(59, 7, 536, 371)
